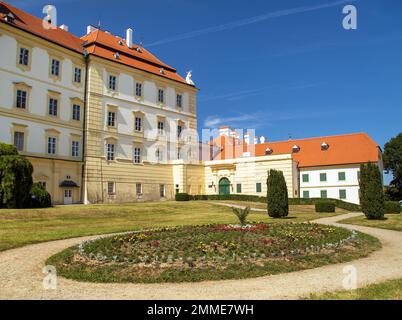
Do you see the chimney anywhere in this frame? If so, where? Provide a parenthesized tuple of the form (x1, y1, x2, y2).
(87, 25, 98, 35)
(244, 133, 250, 145)
(60, 24, 69, 31)
(126, 28, 133, 49)
(260, 136, 266, 144)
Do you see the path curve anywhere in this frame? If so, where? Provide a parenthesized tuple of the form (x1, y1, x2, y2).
(1, 212, 402, 300)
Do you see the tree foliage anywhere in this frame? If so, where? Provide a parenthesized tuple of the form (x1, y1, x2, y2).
(359, 162, 385, 220)
(383, 133, 402, 200)
(0, 143, 34, 208)
(266, 169, 289, 218)
(28, 183, 52, 208)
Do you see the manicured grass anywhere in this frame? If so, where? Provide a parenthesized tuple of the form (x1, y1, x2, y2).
(48, 224, 380, 283)
(308, 278, 402, 300)
(340, 213, 402, 232)
(0, 201, 345, 252)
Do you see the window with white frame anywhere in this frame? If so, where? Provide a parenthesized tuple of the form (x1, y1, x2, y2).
(134, 146, 141, 164)
(51, 59, 60, 76)
(71, 141, 79, 157)
(160, 184, 165, 198)
(16, 90, 27, 109)
(48, 98, 58, 116)
(176, 94, 182, 108)
(74, 67, 82, 83)
(47, 137, 56, 154)
(107, 143, 115, 161)
(157, 89, 164, 103)
(157, 120, 164, 135)
(155, 147, 163, 161)
(135, 115, 142, 132)
(177, 147, 181, 160)
(177, 124, 183, 138)
(72, 104, 81, 121)
(14, 131, 24, 151)
(108, 75, 117, 91)
(108, 111, 116, 127)
(135, 82, 142, 97)
(107, 182, 115, 195)
(19, 47, 29, 66)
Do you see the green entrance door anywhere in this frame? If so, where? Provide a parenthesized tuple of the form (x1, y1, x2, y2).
(219, 177, 231, 195)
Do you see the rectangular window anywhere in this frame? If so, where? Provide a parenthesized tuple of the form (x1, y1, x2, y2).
(157, 121, 164, 135)
(136, 183, 142, 195)
(176, 94, 182, 108)
(320, 173, 327, 182)
(177, 125, 182, 138)
(339, 189, 347, 199)
(134, 147, 141, 164)
(156, 148, 163, 161)
(107, 143, 115, 161)
(16, 90, 27, 109)
(320, 190, 328, 199)
(134, 116, 142, 132)
(72, 104, 81, 121)
(107, 182, 115, 195)
(19, 47, 29, 66)
(14, 131, 24, 151)
(47, 137, 56, 155)
(303, 190, 310, 199)
(51, 59, 60, 76)
(177, 147, 181, 160)
(74, 67, 82, 83)
(158, 89, 164, 103)
(256, 182, 262, 193)
(302, 174, 309, 183)
(108, 75, 117, 90)
(237, 183, 242, 193)
(108, 111, 116, 127)
(338, 172, 346, 181)
(48, 98, 58, 116)
(135, 82, 142, 97)
(39, 181, 47, 190)
(71, 141, 79, 157)
(160, 184, 165, 198)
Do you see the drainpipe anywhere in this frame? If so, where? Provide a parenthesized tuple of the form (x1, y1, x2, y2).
(80, 50, 89, 204)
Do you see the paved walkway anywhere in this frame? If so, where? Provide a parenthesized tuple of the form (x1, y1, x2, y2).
(1, 211, 402, 300)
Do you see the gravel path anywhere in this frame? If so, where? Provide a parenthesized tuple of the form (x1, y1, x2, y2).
(1, 211, 402, 300)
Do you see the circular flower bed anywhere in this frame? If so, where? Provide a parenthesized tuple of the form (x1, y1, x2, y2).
(48, 223, 380, 283)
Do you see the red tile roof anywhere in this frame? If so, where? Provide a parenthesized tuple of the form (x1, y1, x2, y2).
(0, 1, 191, 85)
(0, 1, 83, 53)
(212, 133, 381, 167)
(83, 29, 189, 85)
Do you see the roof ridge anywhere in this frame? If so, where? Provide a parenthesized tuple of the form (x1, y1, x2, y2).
(265, 132, 369, 144)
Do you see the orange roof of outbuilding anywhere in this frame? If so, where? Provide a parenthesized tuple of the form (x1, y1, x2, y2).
(0, 1, 84, 53)
(212, 132, 380, 167)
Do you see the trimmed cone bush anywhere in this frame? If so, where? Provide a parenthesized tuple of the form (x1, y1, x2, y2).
(267, 169, 289, 218)
(175, 193, 190, 201)
(384, 201, 401, 214)
(28, 183, 52, 208)
(315, 201, 336, 213)
(359, 162, 385, 220)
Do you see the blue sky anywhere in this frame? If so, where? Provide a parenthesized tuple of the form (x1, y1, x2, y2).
(8, 0, 402, 180)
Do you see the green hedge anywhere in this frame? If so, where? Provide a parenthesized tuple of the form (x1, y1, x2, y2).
(188, 194, 361, 211)
(315, 201, 336, 213)
(27, 183, 52, 208)
(175, 193, 190, 201)
(385, 201, 401, 214)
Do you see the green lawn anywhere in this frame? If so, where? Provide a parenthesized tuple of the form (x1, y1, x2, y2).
(340, 213, 402, 232)
(0, 201, 345, 252)
(308, 278, 402, 300)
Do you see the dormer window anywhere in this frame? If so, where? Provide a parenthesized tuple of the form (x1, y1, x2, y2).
(321, 142, 329, 150)
(5, 13, 15, 23)
(292, 145, 300, 153)
(114, 52, 120, 59)
(265, 148, 273, 155)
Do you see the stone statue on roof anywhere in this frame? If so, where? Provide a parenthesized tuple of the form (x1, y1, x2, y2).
(186, 70, 195, 86)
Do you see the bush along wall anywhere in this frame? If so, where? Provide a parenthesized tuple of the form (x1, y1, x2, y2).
(384, 201, 401, 214)
(266, 169, 289, 218)
(359, 162, 385, 220)
(175, 193, 190, 201)
(315, 201, 336, 213)
(188, 194, 361, 211)
(27, 183, 52, 208)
